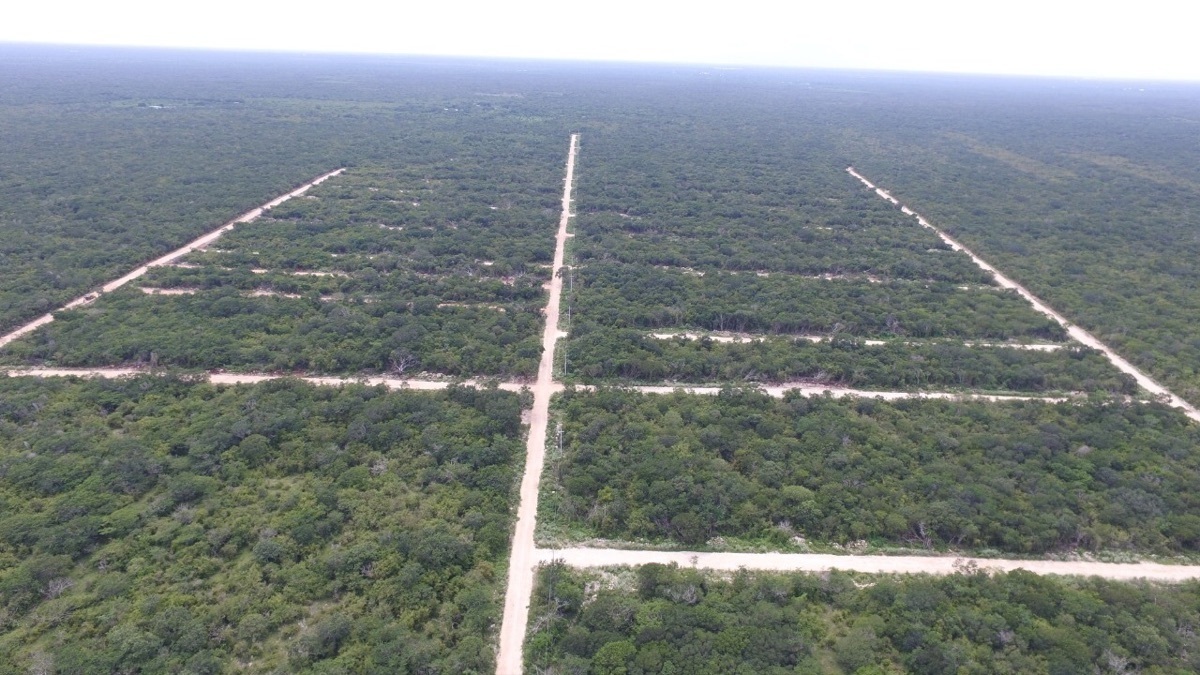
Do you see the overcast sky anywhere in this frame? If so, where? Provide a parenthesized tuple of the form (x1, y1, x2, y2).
(4, 0, 1198, 81)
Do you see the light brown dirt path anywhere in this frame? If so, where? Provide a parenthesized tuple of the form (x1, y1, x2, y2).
(650, 332, 1064, 350)
(496, 134, 578, 675)
(2, 368, 526, 392)
(624, 384, 1073, 403)
(0, 169, 345, 350)
(847, 167, 1200, 422)
(539, 548, 1200, 582)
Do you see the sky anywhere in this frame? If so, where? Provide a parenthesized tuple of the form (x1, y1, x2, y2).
(4, 0, 1199, 81)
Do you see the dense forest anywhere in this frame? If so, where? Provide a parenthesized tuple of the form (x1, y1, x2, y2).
(0, 375, 525, 673)
(539, 389, 1200, 555)
(563, 332, 1133, 393)
(526, 563, 1200, 674)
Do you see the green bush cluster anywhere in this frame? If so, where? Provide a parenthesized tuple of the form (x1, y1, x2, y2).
(542, 389, 1200, 554)
(526, 563, 1200, 674)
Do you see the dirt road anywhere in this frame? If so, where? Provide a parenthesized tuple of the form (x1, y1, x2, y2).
(539, 547, 1200, 582)
(496, 134, 578, 675)
(0, 169, 345, 350)
(7, 369, 1068, 405)
(847, 167, 1200, 422)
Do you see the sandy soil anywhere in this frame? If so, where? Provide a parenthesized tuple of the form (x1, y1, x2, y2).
(0, 169, 345, 351)
(538, 548, 1200, 582)
(847, 167, 1200, 422)
(496, 134, 578, 675)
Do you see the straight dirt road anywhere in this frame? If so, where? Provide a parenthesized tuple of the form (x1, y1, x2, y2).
(539, 548, 1200, 582)
(847, 167, 1200, 422)
(4, 368, 1074, 405)
(496, 134, 578, 675)
(0, 168, 345, 350)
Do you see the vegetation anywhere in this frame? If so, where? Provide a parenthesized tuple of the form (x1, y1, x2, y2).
(540, 389, 1200, 555)
(566, 263, 1066, 341)
(1, 156, 566, 377)
(527, 563, 1200, 674)
(563, 333, 1133, 393)
(0, 375, 525, 673)
(1, 288, 544, 377)
(0, 44, 571, 336)
(218, 164, 560, 277)
(833, 81, 1200, 406)
(572, 127, 989, 283)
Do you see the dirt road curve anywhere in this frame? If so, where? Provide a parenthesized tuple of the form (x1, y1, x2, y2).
(539, 548, 1200, 582)
(0, 169, 346, 350)
(496, 134, 578, 675)
(847, 167, 1200, 423)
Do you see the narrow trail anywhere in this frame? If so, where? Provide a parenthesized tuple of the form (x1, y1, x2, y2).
(0, 168, 346, 350)
(538, 548, 1200, 582)
(496, 134, 578, 675)
(847, 167, 1200, 422)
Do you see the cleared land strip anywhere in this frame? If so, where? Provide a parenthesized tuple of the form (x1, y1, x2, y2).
(2, 368, 525, 392)
(497, 133, 579, 675)
(536, 548, 1200, 582)
(0, 168, 345, 350)
(847, 167, 1200, 422)
(650, 332, 1065, 350)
